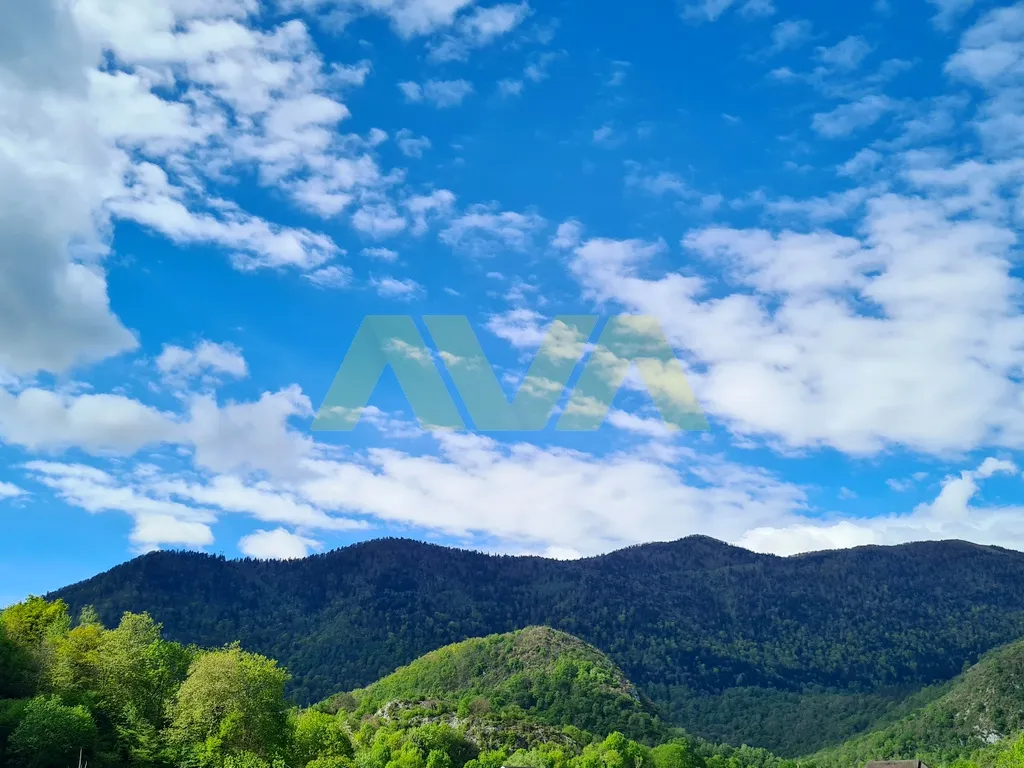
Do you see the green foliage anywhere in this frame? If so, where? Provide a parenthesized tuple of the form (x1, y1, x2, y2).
(170, 644, 291, 764)
(8, 695, 98, 768)
(652, 742, 705, 768)
(50, 538, 1024, 753)
(1, 597, 71, 697)
(809, 639, 1024, 768)
(1, 597, 724, 768)
(293, 710, 354, 766)
(341, 627, 666, 744)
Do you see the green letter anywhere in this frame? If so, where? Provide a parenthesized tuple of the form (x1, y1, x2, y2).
(556, 315, 707, 432)
(425, 315, 598, 431)
(313, 316, 464, 431)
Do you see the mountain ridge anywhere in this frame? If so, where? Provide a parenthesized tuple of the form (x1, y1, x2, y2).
(48, 536, 1024, 755)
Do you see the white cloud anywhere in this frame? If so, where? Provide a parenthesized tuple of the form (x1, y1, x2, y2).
(0, 482, 25, 499)
(157, 341, 248, 381)
(552, 220, 583, 250)
(370, 276, 424, 299)
(498, 78, 524, 97)
(398, 79, 474, 107)
(294, 0, 478, 38)
(239, 527, 323, 559)
(625, 162, 694, 197)
(0, 388, 179, 454)
(739, 0, 775, 19)
(738, 458, 1024, 555)
(352, 203, 408, 238)
(305, 264, 354, 288)
(362, 247, 400, 261)
(395, 129, 431, 157)
(928, 0, 977, 30)
(977, 456, 1018, 478)
(767, 19, 812, 53)
(816, 35, 873, 70)
(681, 0, 774, 22)
(0, 0, 138, 377)
(110, 164, 343, 271)
(184, 386, 316, 480)
(25, 461, 216, 551)
(563, 192, 1024, 456)
(298, 432, 808, 555)
(440, 204, 545, 255)
(154, 474, 363, 532)
(404, 189, 456, 234)
(812, 94, 895, 137)
(486, 308, 549, 347)
(428, 2, 530, 62)
(592, 124, 615, 146)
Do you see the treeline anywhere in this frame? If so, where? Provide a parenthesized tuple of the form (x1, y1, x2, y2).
(4, 596, 1024, 768)
(51, 539, 1024, 721)
(0, 596, 783, 768)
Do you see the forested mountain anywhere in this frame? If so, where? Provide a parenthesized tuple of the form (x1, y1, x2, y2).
(811, 638, 1024, 768)
(49, 536, 1024, 754)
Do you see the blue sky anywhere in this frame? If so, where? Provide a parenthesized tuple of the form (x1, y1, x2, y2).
(3, 0, 1024, 605)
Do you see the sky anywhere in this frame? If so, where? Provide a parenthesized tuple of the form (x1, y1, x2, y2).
(3, 0, 1024, 605)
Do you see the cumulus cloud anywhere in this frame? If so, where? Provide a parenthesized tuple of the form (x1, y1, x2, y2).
(0, 0, 137, 376)
(157, 341, 248, 381)
(291, 0, 478, 38)
(0, 482, 26, 499)
(238, 528, 324, 559)
(427, 2, 531, 62)
(563, 194, 1024, 455)
(738, 457, 1024, 555)
(0, 388, 180, 454)
(439, 204, 545, 256)
(370, 276, 424, 299)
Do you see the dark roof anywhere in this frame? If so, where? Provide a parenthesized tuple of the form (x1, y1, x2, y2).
(864, 761, 931, 768)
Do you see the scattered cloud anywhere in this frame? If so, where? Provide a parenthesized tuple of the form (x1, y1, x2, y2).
(395, 129, 432, 157)
(238, 528, 324, 559)
(428, 2, 531, 62)
(157, 342, 248, 382)
(370, 276, 425, 299)
(399, 79, 474, 107)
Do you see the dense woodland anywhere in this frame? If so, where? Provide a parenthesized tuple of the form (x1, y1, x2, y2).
(50, 537, 1024, 754)
(4, 597, 1024, 768)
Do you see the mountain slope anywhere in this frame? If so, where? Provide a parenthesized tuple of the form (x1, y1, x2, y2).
(49, 536, 1024, 754)
(809, 639, 1024, 766)
(324, 626, 669, 743)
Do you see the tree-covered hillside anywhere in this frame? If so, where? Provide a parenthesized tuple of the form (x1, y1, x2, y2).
(0, 596, 774, 768)
(809, 639, 1024, 768)
(49, 536, 1024, 754)
(323, 626, 668, 744)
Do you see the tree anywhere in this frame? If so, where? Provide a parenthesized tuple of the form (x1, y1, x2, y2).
(8, 696, 97, 768)
(1, 598, 71, 696)
(0, 622, 34, 698)
(170, 645, 290, 763)
(1, 598, 71, 647)
(293, 709, 354, 767)
(48, 622, 104, 706)
(996, 734, 1024, 768)
(652, 743, 704, 768)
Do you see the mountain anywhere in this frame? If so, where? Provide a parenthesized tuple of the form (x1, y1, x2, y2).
(49, 536, 1024, 755)
(320, 626, 669, 744)
(809, 638, 1024, 767)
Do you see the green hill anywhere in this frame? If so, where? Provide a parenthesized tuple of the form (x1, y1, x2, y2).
(321, 626, 670, 745)
(809, 639, 1024, 767)
(48, 537, 1024, 754)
